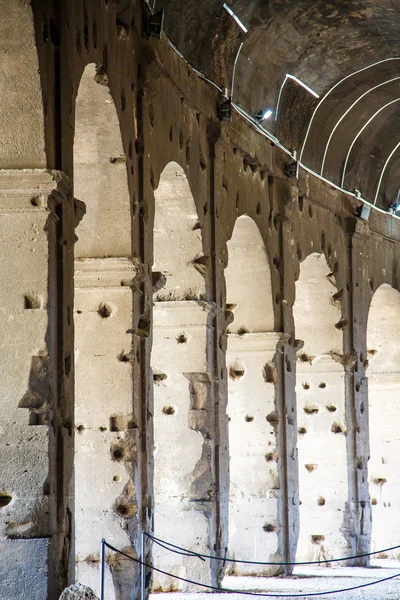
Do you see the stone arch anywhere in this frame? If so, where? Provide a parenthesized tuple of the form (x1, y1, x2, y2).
(367, 284, 400, 556)
(73, 63, 135, 597)
(151, 162, 212, 591)
(225, 215, 274, 334)
(294, 252, 349, 562)
(0, 1, 46, 168)
(224, 215, 281, 576)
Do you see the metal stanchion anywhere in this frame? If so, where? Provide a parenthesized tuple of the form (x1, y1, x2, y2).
(100, 538, 106, 600)
(141, 531, 146, 600)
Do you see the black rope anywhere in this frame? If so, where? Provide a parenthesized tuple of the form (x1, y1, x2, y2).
(148, 537, 206, 561)
(102, 540, 400, 598)
(146, 533, 400, 566)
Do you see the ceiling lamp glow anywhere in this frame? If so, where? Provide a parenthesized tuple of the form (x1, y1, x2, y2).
(223, 3, 248, 33)
(255, 108, 273, 122)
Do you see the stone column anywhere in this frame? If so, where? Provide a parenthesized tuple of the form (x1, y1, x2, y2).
(275, 334, 299, 572)
(226, 331, 282, 576)
(343, 218, 371, 562)
(151, 300, 214, 591)
(74, 258, 139, 598)
(0, 170, 75, 600)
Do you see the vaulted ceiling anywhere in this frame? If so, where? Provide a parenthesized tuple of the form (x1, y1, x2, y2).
(158, 0, 400, 211)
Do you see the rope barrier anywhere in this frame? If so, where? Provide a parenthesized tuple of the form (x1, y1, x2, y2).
(146, 532, 400, 566)
(101, 538, 400, 599)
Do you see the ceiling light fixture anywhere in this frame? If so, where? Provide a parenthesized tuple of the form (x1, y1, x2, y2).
(255, 108, 273, 122)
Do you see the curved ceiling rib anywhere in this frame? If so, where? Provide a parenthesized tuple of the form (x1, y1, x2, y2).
(321, 79, 400, 184)
(341, 98, 400, 188)
(299, 58, 400, 163)
(321, 76, 400, 177)
(374, 142, 400, 206)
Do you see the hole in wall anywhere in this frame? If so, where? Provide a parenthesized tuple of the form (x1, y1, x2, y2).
(318, 382, 326, 389)
(117, 351, 131, 363)
(0, 493, 12, 509)
(298, 353, 314, 364)
(302, 382, 311, 390)
(311, 535, 325, 544)
(305, 463, 318, 472)
(98, 303, 112, 318)
(237, 326, 249, 335)
(263, 363, 277, 383)
(326, 403, 337, 412)
(245, 415, 254, 422)
(317, 496, 326, 506)
(229, 362, 245, 380)
(162, 405, 175, 415)
(30, 195, 43, 207)
(263, 523, 278, 533)
(177, 333, 187, 344)
(266, 451, 278, 462)
(372, 477, 387, 486)
(266, 411, 279, 426)
(331, 422, 345, 434)
(24, 294, 42, 310)
(112, 447, 124, 460)
(115, 503, 136, 517)
(298, 426, 307, 435)
(304, 404, 319, 414)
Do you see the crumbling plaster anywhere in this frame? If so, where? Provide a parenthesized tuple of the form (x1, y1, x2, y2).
(2, 1, 400, 599)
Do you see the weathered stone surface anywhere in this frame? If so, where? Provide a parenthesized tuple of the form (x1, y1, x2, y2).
(0, 539, 48, 600)
(59, 583, 99, 599)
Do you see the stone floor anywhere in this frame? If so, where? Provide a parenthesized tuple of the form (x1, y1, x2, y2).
(149, 560, 400, 600)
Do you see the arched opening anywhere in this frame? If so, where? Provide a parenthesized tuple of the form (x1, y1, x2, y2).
(73, 63, 135, 596)
(224, 216, 281, 576)
(151, 162, 212, 590)
(367, 284, 400, 556)
(294, 253, 349, 562)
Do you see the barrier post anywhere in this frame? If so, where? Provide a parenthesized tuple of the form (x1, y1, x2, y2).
(100, 538, 106, 600)
(141, 531, 146, 600)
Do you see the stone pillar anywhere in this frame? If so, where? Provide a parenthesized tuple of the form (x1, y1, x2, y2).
(74, 258, 139, 598)
(151, 300, 214, 591)
(295, 355, 348, 561)
(0, 170, 75, 600)
(226, 332, 282, 576)
(343, 219, 371, 562)
(275, 334, 299, 572)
